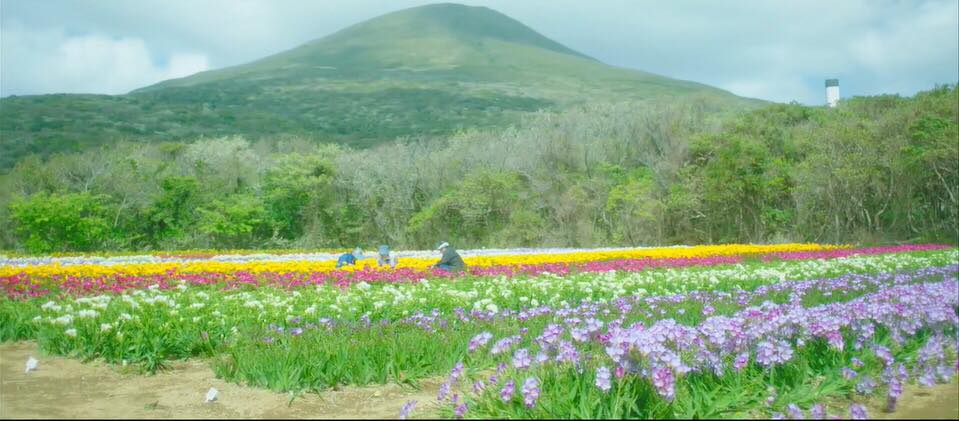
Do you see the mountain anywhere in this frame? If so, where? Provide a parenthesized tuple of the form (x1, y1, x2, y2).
(0, 3, 766, 171)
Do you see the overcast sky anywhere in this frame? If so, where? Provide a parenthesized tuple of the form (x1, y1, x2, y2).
(2, 0, 957, 104)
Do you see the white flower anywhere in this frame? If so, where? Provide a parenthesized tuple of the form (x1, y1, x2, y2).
(190, 303, 205, 309)
(64, 328, 77, 337)
(77, 309, 98, 318)
(100, 323, 112, 332)
(54, 315, 73, 325)
(118, 313, 133, 321)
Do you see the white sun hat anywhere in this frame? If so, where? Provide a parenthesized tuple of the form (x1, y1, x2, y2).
(436, 242, 450, 250)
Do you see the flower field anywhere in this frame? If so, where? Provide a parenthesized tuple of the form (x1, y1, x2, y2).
(1, 243, 957, 419)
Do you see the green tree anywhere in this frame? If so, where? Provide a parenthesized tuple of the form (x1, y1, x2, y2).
(9, 192, 115, 253)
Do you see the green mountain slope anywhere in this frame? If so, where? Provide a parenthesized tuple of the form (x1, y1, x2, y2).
(0, 3, 766, 171)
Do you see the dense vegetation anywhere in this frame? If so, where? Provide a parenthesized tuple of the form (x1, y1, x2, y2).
(0, 3, 759, 171)
(1, 85, 955, 253)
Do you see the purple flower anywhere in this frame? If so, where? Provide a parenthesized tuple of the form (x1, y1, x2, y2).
(521, 377, 540, 408)
(290, 327, 304, 336)
(937, 364, 954, 383)
(849, 404, 868, 420)
(571, 327, 589, 342)
(449, 362, 465, 382)
(536, 324, 564, 346)
(398, 400, 417, 419)
(513, 348, 532, 369)
(842, 367, 858, 380)
(887, 378, 902, 412)
(734, 352, 749, 371)
(491, 336, 521, 355)
(651, 367, 676, 401)
(810, 404, 826, 419)
(615, 366, 626, 379)
(787, 404, 805, 420)
(473, 380, 486, 394)
(919, 367, 937, 387)
(500, 379, 515, 402)
(468, 332, 493, 352)
(826, 331, 844, 351)
(872, 345, 894, 366)
(262, 336, 274, 344)
(702, 305, 715, 316)
(856, 375, 877, 395)
(437, 381, 451, 401)
(454, 402, 468, 419)
(556, 341, 579, 364)
(772, 413, 786, 420)
(756, 339, 794, 367)
(535, 352, 549, 365)
(595, 366, 612, 392)
(489, 375, 499, 385)
(851, 357, 865, 368)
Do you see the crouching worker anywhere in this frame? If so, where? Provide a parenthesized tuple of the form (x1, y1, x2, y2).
(377, 245, 398, 269)
(336, 247, 363, 269)
(433, 241, 465, 272)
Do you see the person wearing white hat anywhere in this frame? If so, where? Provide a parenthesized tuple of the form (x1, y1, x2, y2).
(433, 241, 465, 272)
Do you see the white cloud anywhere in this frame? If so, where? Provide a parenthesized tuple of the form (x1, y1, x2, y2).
(0, 0, 956, 103)
(1, 22, 209, 96)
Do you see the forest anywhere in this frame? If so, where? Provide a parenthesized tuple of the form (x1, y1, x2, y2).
(1, 85, 956, 253)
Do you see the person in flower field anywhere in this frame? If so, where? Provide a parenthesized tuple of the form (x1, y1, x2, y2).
(336, 247, 364, 269)
(433, 241, 466, 272)
(376, 245, 398, 269)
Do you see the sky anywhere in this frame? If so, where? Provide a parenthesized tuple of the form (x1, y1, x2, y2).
(1, 0, 957, 104)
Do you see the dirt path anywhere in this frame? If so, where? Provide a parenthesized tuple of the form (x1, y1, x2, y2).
(2, 341, 957, 419)
(869, 379, 959, 419)
(1, 342, 442, 419)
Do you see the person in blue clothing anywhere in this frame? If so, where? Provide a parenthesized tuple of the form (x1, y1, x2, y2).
(432, 242, 466, 272)
(336, 247, 363, 269)
(376, 245, 398, 269)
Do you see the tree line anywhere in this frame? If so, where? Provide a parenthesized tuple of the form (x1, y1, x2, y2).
(1, 85, 955, 253)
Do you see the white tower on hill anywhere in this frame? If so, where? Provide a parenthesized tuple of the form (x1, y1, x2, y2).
(825, 79, 840, 108)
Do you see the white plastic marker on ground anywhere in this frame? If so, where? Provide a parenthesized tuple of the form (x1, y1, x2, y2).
(24, 357, 38, 373)
(205, 387, 218, 403)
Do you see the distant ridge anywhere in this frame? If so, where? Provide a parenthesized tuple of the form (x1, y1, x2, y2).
(0, 3, 766, 170)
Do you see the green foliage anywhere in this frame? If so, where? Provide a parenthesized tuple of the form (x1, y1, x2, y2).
(0, 86, 956, 252)
(8, 192, 116, 253)
(197, 194, 271, 248)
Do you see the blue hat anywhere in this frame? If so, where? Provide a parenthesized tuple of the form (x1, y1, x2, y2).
(379, 245, 389, 255)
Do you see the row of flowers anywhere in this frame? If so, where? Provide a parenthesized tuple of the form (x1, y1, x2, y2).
(3, 245, 951, 299)
(0, 243, 862, 278)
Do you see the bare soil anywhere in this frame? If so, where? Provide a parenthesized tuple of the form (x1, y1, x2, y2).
(2, 341, 957, 419)
(1, 342, 442, 419)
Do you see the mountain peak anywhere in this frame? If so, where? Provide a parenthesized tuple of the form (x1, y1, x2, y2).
(316, 2, 593, 61)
